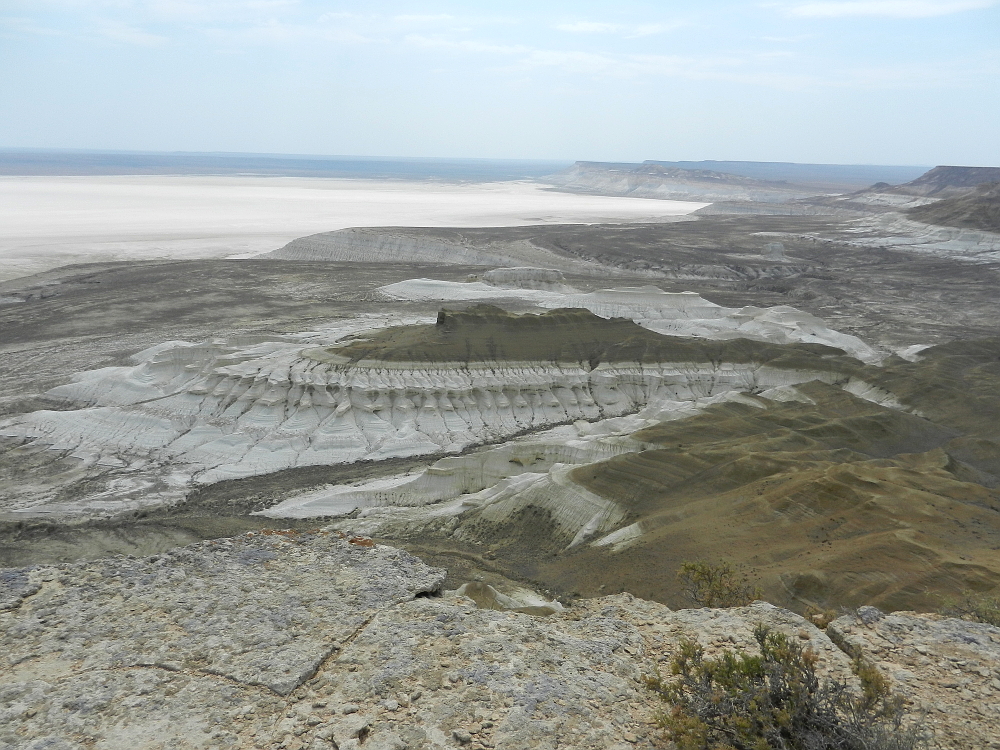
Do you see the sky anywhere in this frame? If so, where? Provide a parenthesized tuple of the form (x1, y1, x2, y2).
(1, 1, 998, 165)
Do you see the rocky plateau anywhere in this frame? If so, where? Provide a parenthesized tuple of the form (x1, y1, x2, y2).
(3, 532, 1000, 750)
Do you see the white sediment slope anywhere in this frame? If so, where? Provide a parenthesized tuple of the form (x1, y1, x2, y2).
(832, 213, 1000, 262)
(0, 272, 888, 519)
(0, 341, 843, 516)
(260, 390, 764, 551)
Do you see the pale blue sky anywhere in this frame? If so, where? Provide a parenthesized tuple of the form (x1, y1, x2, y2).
(1, 1, 998, 165)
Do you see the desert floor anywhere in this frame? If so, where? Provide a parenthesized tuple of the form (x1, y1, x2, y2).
(0, 175, 704, 281)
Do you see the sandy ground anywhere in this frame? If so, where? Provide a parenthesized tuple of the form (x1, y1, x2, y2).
(0, 175, 705, 281)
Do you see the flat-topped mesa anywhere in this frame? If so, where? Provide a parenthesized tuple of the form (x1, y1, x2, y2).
(376, 278, 885, 363)
(316, 304, 851, 368)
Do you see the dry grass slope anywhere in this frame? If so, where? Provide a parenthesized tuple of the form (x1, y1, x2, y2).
(551, 365, 1000, 613)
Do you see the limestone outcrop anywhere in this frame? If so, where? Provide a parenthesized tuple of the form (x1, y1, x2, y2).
(2, 533, 998, 750)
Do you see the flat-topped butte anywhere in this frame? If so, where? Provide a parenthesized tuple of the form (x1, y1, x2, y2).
(312, 304, 855, 370)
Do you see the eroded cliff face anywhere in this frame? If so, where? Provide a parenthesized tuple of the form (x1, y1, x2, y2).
(1, 533, 997, 750)
(0, 303, 869, 520)
(266, 340, 1000, 616)
(307, 377, 999, 614)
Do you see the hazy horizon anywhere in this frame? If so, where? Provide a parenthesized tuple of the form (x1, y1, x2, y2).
(0, 148, 936, 188)
(2, 1, 997, 166)
(0, 146, 935, 166)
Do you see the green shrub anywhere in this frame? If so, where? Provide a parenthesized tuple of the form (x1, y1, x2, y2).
(940, 590, 1000, 627)
(644, 625, 924, 750)
(677, 561, 763, 608)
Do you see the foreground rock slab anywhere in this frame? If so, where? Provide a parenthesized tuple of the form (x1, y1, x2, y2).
(3, 535, 1000, 749)
(0, 532, 444, 749)
(829, 608, 1000, 750)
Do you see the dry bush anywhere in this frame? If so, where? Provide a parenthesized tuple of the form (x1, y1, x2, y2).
(677, 561, 763, 608)
(644, 625, 925, 750)
(940, 590, 1000, 627)
(802, 605, 838, 630)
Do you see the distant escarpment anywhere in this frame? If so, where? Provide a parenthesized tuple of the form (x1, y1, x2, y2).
(891, 165, 1000, 198)
(547, 161, 815, 203)
(801, 166, 1000, 248)
(834, 165, 1000, 211)
(907, 182, 1000, 233)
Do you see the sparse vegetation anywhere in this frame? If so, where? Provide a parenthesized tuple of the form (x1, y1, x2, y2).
(644, 625, 924, 750)
(677, 561, 763, 608)
(803, 605, 839, 630)
(940, 590, 1000, 627)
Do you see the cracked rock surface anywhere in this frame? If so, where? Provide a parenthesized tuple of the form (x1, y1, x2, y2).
(0, 531, 445, 748)
(828, 609, 1000, 750)
(3, 535, 1000, 749)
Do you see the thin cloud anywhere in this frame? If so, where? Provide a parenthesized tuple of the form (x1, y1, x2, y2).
(628, 23, 681, 36)
(392, 14, 456, 24)
(0, 16, 68, 36)
(404, 34, 527, 56)
(508, 44, 990, 90)
(97, 21, 169, 46)
(761, 34, 815, 41)
(518, 49, 625, 76)
(556, 21, 620, 33)
(203, 19, 371, 46)
(786, 0, 996, 17)
(117, 0, 301, 24)
(555, 20, 681, 37)
(0, 13, 168, 45)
